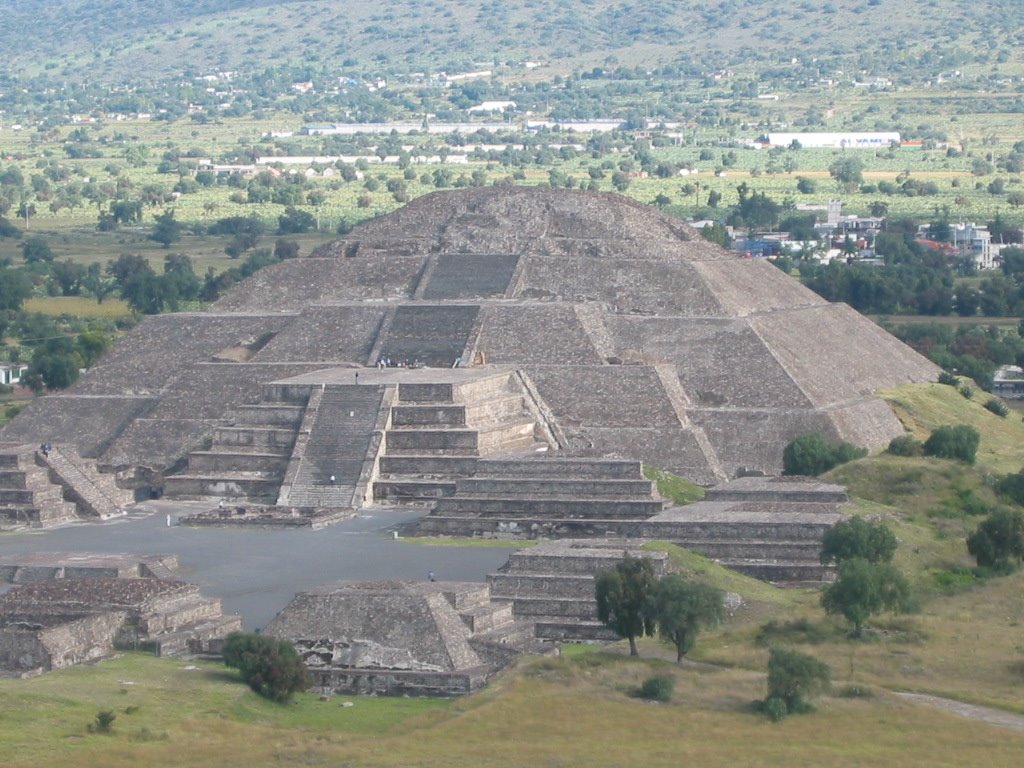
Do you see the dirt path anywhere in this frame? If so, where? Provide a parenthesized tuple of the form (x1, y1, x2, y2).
(894, 693, 1024, 733)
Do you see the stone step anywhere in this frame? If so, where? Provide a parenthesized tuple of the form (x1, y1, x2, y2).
(455, 477, 656, 499)
(721, 559, 835, 583)
(397, 382, 457, 403)
(501, 552, 656, 576)
(432, 497, 664, 519)
(0, 487, 64, 505)
(0, 470, 28, 489)
(463, 395, 529, 427)
(504, 596, 598, 620)
(532, 618, 619, 642)
(417, 515, 645, 538)
(373, 478, 458, 502)
(213, 426, 297, 454)
(470, 617, 541, 648)
(378, 455, 480, 476)
(188, 451, 289, 474)
(488, 573, 597, 600)
(675, 539, 824, 561)
(643, 519, 838, 541)
(477, 421, 537, 455)
(459, 602, 515, 634)
(148, 614, 245, 657)
(162, 473, 282, 500)
(476, 459, 645, 480)
(260, 382, 314, 404)
(228, 404, 305, 427)
(390, 404, 468, 427)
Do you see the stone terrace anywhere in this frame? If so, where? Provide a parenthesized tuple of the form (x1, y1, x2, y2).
(643, 476, 850, 583)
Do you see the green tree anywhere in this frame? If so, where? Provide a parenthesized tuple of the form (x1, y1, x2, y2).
(966, 509, 1024, 573)
(277, 206, 316, 234)
(0, 268, 33, 311)
(21, 236, 54, 264)
(923, 425, 980, 463)
(645, 575, 724, 662)
(782, 433, 866, 476)
(821, 557, 912, 635)
(595, 553, 657, 656)
(148, 209, 183, 248)
(222, 632, 309, 704)
(819, 518, 897, 566)
(764, 647, 830, 719)
(829, 157, 864, 189)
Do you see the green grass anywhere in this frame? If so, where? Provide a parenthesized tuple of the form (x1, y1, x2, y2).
(643, 465, 705, 505)
(4, 648, 1024, 767)
(23, 296, 132, 318)
(880, 382, 1024, 474)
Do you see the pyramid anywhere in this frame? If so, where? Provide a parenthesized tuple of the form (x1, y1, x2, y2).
(1, 187, 937, 489)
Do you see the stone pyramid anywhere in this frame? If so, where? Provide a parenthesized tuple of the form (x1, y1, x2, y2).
(1, 187, 937, 489)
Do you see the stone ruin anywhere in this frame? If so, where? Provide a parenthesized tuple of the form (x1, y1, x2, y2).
(0, 187, 937, 689)
(0, 187, 937, 515)
(263, 580, 548, 696)
(0, 553, 241, 677)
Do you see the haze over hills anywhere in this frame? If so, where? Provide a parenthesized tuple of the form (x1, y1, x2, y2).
(0, 0, 1021, 82)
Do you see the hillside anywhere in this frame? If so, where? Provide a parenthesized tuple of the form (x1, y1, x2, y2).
(1, 0, 1021, 81)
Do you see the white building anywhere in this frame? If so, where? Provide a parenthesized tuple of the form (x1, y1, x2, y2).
(761, 132, 901, 149)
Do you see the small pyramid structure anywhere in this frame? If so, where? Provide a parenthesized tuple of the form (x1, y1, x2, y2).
(1, 187, 937, 492)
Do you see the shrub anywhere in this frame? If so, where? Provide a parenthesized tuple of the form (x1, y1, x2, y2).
(887, 435, 922, 457)
(937, 371, 959, 386)
(984, 398, 1009, 418)
(638, 674, 675, 702)
(819, 518, 897, 565)
(995, 470, 1024, 505)
(959, 384, 974, 400)
(223, 632, 309, 703)
(923, 425, 980, 463)
(88, 710, 116, 734)
(967, 509, 1024, 573)
(782, 433, 867, 476)
(762, 648, 830, 720)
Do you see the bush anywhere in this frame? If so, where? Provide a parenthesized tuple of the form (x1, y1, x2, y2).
(819, 518, 897, 565)
(88, 710, 116, 734)
(782, 433, 867, 476)
(995, 470, 1024, 505)
(937, 371, 959, 386)
(967, 509, 1024, 573)
(638, 674, 674, 702)
(762, 648, 830, 720)
(959, 384, 974, 400)
(223, 632, 309, 703)
(984, 398, 1009, 418)
(923, 425, 980, 463)
(887, 435, 922, 456)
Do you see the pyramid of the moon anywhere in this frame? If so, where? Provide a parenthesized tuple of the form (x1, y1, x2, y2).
(1, 187, 938, 490)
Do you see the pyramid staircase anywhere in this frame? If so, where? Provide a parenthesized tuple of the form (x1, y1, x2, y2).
(417, 458, 665, 538)
(0, 443, 129, 530)
(163, 384, 307, 503)
(0, 446, 80, 529)
(439, 582, 551, 668)
(487, 540, 669, 642)
(374, 372, 541, 504)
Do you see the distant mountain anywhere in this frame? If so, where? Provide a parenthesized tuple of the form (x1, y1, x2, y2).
(0, 0, 1019, 82)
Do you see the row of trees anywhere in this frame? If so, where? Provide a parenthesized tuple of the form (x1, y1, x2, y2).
(594, 555, 724, 661)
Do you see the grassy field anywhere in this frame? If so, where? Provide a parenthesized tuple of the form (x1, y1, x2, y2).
(2, 647, 1023, 768)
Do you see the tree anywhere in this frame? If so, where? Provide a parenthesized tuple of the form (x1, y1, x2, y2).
(0, 268, 33, 311)
(595, 553, 657, 656)
(148, 209, 182, 248)
(222, 632, 309, 703)
(21, 236, 54, 264)
(610, 171, 630, 192)
(829, 157, 864, 189)
(645, 575, 724, 662)
(763, 648, 830, 719)
(277, 206, 316, 234)
(967, 509, 1024, 573)
(923, 425, 980, 463)
(821, 557, 912, 635)
(274, 239, 300, 260)
(782, 433, 866, 476)
(819, 518, 897, 566)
